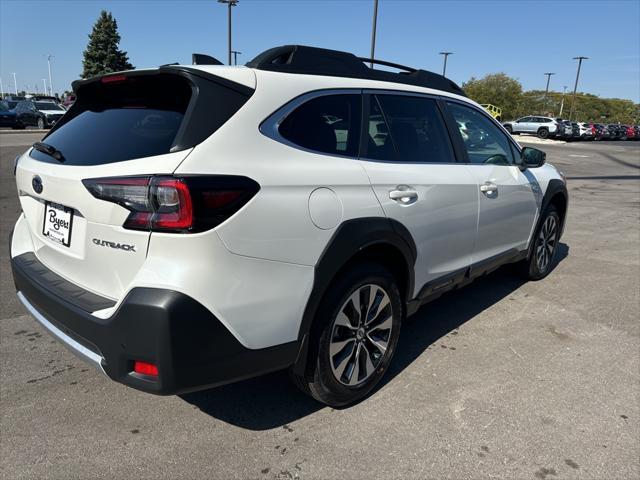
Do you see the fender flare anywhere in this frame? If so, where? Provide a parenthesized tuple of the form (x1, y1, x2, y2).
(292, 217, 416, 374)
(529, 179, 568, 257)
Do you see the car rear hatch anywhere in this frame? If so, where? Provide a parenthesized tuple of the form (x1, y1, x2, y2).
(14, 67, 254, 303)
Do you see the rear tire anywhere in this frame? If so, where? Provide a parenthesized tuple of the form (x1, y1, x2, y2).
(537, 128, 549, 139)
(504, 125, 513, 134)
(291, 263, 402, 407)
(37, 117, 44, 129)
(518, 205, 561, 280)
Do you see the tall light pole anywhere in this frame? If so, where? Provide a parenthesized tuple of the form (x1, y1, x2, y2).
(369, 0, 379, 68)
(558, 85, 568, 117)
(231, 50, 242, 65)
(42, 78, 48, 95)
(47, 54, 54, 96)
(0, 77, 4, 99)
(569, 56, 588, 120)
(11, 72, 17, 95)
(542, 72, 555, 114)
(218, 0, 238, 66)
(439, 52, 453, 77)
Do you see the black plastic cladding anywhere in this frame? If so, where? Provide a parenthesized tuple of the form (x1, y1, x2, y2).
(247, 45, 467, 97)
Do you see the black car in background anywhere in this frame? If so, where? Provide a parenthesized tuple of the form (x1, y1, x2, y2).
(607, 124, 624, 140)
(12, 100, 65, 129)
(13, 100, 46, 128)
(0, 100, 19, 128)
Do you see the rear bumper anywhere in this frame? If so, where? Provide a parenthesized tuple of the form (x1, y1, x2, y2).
(11, 252, 298, 395)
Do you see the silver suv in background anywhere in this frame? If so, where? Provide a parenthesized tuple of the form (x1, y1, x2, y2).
(503, 116, 559, 139)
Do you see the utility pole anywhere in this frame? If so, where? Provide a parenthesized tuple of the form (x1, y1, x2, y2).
(0, 77, 4, 99)
(569, 56, 588, 120)
(231, 50, 242, 65)
(558, 85, 568, 117)
(47, 54, 54, 96)
(42, 78, 48, 95)
(218, 0, 238, 66)
(439, 52, 453, 77)
(542, 72, 555, 114)
(369, 0, 379, 68)
(11, 72, 17, 95)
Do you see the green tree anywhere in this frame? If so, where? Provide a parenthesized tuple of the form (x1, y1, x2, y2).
(81, 10, 133, 78)
(462, 73, 523, 120)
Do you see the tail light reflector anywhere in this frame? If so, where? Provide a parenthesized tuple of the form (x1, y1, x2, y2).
(83, 175, 259, 233)
(134, 361, 158, 377)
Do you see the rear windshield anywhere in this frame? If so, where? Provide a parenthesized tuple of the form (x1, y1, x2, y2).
(31, 74, 193, 166)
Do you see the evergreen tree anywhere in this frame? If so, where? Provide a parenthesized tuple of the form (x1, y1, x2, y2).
(81, 11, 133, 78)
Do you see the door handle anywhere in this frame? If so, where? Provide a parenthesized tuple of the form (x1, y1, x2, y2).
(389, 187, 418, 205)
(480, 182, 498, 197)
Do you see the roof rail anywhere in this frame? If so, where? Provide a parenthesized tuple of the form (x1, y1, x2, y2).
(192, 53, 224, 66)
(246, 45, 466, 97)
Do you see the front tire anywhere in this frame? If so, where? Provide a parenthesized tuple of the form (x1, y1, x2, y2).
(519, 205, 561, 280)
(292, 263, 402, 407)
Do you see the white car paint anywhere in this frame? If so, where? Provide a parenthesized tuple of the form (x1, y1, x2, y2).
(11, 62, 565, 351)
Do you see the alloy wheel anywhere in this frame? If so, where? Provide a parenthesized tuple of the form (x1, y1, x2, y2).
(329, 284, 394, 386)
(536, 215, 557, 272)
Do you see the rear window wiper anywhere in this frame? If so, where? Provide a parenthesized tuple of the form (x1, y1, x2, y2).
(32, 142, 65, 162)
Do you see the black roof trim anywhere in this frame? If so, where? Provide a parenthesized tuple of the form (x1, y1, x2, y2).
(246, 45, 466, 97)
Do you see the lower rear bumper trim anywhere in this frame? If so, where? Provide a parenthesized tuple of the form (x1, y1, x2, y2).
(17, 290, 108, 377)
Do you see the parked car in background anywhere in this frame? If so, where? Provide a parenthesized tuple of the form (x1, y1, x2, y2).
(0, 100, 19, 128)
(569, 122, 580, 140)
(578, 122, 594, 139)
(633, 125, 640, 140)
(607, 124, 624, 140)
(480, 104, 502, 121)
(622, 125, 635, 140)
(503, 116, 558, 138)
(13, 100, 44, 128)
(593, 124, 609, 140)
(29, 95, 58, 102)
(555, 120, 574, 140)
(34, 101, 66, 127)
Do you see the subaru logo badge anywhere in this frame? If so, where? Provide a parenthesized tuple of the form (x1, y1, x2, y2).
(32, 175, 43, 194)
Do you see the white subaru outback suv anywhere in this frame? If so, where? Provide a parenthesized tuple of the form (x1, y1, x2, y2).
(11, 45, 567, 407)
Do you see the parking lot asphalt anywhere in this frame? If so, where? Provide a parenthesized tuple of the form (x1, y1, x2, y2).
(1, 132, 639, 480)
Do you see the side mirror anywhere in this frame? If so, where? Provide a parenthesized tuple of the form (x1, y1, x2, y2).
(520, 147, 546, 169)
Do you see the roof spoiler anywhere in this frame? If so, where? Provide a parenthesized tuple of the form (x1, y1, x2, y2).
(192, 53, 224, 66)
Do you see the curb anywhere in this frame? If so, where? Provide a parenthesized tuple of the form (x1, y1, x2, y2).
(0, 129, 47, 135)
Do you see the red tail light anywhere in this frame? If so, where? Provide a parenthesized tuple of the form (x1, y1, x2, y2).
(83, 175, 259, 233)
(134, 361, 158, 377)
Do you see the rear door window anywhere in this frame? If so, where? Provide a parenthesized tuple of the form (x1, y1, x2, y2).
(364, 94, 454, 163)
(278, 94, 361, 157)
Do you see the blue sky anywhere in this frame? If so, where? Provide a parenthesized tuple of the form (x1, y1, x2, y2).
(1, 0, 639, 101)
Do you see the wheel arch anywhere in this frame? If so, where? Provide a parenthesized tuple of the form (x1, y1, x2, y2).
(291, 217, 416, 375)
(529, 179, 568, 258)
